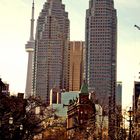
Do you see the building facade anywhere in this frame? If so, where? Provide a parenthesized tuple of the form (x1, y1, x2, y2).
(25, 0, 35, 98)
(116, 82, 122, 135)
(50, 87, 61, 105)
(0, 78, 10, 95)
(33, 0, 69, 104)
(133, 82, 140, 123)
(85, 0, 117, 138)
(133, 81, 140, 139)
(50, 91, 79, 117)
(69, 41, 84, 91)
(116, 82, 122, 107)
(67, 83, 96, 139)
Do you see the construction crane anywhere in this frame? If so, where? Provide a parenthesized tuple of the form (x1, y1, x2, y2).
(134, 24, 140, 30)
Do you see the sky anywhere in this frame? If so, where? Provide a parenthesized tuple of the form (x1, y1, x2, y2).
(0, 0, 140, 109)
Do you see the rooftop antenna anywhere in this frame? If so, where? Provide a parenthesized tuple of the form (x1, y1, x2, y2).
(30, 0, 35, 41)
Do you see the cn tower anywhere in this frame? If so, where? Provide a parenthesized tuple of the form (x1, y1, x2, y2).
(25, 0, 35, 98)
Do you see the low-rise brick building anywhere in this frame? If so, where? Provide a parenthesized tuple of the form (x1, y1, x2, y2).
(67, 82, 96, 138)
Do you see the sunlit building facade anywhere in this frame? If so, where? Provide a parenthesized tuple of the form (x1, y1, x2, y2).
(33, 0, 69, 104)
(69, 41, 84, 91)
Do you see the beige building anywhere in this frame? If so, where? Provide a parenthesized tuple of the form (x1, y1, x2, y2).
(69, 41, 84, 91)
(50, 87, 61, 105)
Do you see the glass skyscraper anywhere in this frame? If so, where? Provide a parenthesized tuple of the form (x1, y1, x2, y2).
(85, 0, 117, 138)
(33, 0, 69, 104)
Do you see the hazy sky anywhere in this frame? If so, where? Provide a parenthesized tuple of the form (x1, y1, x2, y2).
(0, 0, 140, 109)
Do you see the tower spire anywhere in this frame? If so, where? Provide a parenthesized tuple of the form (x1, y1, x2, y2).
(30, 0, 35, 41)
(25, 0, 35, 98)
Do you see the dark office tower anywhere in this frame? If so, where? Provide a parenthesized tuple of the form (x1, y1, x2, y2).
(116, 82, 122, 132)
(33, 0, 69, 104)
(85, 0, 117, 138)
(116, 82, 122, 110)
(133, 82, 140, 123)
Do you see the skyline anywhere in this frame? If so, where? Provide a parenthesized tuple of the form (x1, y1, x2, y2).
(0, 0, 140, 109)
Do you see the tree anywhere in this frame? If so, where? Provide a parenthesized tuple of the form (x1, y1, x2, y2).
(38, 116, 67, 140)
(0, 91, 53, 140)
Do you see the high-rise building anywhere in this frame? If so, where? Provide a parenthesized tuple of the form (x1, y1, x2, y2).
(85, 0, 117, 138)
(69, 41, 84, 91)
(33, 0, 69, 104)
(133, 82, 140, 121)
(116, 82, 122, 131)
(116, 82, 122, 109)
(25, 0, 35, 98)
(133, 81, 140, 139)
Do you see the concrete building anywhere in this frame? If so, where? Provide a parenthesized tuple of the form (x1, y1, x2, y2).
(116, 82, 122, 134)
(33, 0, 69, 104)
(50, 87, 61, 105)
(69, 41, 84, 91)
(25, 0, 35, 98)
(116, 82, 122, 108)
(85, 0, 117, 138)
